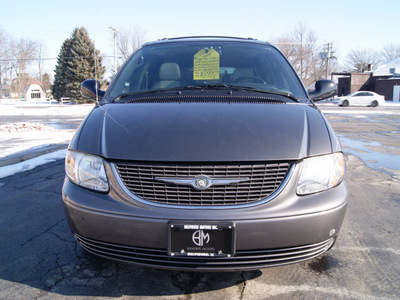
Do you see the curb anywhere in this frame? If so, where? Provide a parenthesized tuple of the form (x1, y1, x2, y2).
(0, 144, 68, 167)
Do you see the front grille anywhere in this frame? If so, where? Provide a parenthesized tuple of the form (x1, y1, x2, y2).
(114, 162, 292, 206)
(75, 234, 335, 271)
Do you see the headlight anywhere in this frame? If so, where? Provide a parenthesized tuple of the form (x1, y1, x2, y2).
(297, 153, 345, 195)
(65, 150, 109, 192)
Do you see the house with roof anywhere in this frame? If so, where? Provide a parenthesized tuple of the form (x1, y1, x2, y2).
(373, 57, 400, 76)
(373, 58, 400, 102)
(333, 58, 400, 101)
(23, 83, 46, 101)
(23, 77, 47, 101)
(9, 76, 47, 101)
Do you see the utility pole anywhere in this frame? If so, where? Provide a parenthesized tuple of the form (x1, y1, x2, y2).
(325, 43, 331, 79)
(108, 26, 119, 75)
(320, 43, 336, 79)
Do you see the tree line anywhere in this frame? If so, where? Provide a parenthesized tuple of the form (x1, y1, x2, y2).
(1, 24, 399, 102)
(0, 29, 52, 98)
(273, 23, 400, 88)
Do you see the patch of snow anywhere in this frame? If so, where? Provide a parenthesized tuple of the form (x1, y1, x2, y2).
(0, 103, 94, 117)
(0, 122, 75, 159)
(0, 122, 57, 133)
(373, 57, 400, 76)
(321, 109, 400, 115)
(0, 102, 92, 178)
(0, 149, 67, 179)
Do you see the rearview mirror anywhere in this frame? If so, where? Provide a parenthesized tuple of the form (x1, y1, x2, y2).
(81, 79, 105, 101)
(309, 80, 337, 101)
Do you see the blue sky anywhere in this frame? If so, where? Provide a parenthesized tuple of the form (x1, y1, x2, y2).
(2, 0, 399, 76)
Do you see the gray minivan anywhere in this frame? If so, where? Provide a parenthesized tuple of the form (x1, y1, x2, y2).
(63, 37, 347, 271)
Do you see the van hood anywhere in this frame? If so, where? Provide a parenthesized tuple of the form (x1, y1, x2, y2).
(73, 102, 337, 162)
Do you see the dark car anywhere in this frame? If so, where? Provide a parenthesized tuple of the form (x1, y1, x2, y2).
(63, 37, 347, 271)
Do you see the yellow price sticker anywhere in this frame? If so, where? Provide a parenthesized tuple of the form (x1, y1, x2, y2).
(193, 48, 220, 80)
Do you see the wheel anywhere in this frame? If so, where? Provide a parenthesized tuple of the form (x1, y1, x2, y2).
(371, 100, 378, 107)
(341, 100, 349, 107)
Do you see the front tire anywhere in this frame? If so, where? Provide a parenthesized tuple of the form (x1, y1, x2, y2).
(371, 100, 378, 107)
(341, 100, 349, 107)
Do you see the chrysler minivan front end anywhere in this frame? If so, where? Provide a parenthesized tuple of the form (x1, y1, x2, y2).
(62, 37, 347, 271)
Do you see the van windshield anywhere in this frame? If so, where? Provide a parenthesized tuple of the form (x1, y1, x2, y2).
(107, 41, 307, 100)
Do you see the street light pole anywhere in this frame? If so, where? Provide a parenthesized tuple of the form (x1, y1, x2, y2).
(108, 26, 119, 75)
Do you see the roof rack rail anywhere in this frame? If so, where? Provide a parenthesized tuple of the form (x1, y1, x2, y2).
(158, 36, 258, 41)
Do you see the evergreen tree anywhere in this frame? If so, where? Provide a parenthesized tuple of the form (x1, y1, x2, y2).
(52, 27, 105, 103)
(41, 72, 52, 93)
(52, 38, 72, 100)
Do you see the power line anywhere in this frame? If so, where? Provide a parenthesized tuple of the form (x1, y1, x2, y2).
(0, 55, 119, 62)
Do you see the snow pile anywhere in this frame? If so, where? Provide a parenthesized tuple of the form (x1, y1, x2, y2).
(0, 122, 56, 133)
(0, 149, 67, 179)
(0, 103, 94, 117)
(0, 103, 93, 161)
(0, 121, 75, 159)
(0, 103, 94, 178)
(0, 122, 64, 159)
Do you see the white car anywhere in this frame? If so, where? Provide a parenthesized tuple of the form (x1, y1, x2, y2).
(333, 91, 385, 107)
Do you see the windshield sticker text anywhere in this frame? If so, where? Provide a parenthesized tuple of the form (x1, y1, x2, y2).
(193, 48, 220, 80)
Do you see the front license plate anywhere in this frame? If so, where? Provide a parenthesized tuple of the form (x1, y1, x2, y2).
(168, 222, 235, 257)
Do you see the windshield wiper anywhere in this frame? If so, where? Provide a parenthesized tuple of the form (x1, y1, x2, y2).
(112, 86, 206, 102)
(186, 84, 300, 102)
(113, 85, 299, 102)
(230, 86, 299, 102)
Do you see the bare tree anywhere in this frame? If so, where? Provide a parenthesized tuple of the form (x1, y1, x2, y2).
(274, 23, 324, 88)
(0, 29, 50, 98)
(0, 29, 12, 84)
(345, 48, 381, 72)
(381, 44, 400, 62)
(274, 36, 297, 63)
(0, 29, 12, 97)
(116, 27, 146, 63)
(10, 38, 37, 97)
(36, 41, 47, 84)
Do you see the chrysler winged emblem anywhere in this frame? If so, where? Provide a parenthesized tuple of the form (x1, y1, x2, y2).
(155, 175, 250, 191)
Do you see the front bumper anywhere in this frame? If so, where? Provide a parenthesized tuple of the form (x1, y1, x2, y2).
(74, 233, 336, 271)
(62, 160, 347, 271)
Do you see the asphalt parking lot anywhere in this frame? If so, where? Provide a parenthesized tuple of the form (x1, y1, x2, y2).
(0, 105, 399, 299)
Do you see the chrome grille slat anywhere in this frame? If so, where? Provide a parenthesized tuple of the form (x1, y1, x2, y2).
(115, 162, 291, 206)
(115, 162, 292, 206)
(75, 234, 334, 271)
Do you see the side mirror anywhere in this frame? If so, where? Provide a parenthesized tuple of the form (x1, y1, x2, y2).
(80, 79, 105, 101)
(309, 79, 337, 101)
